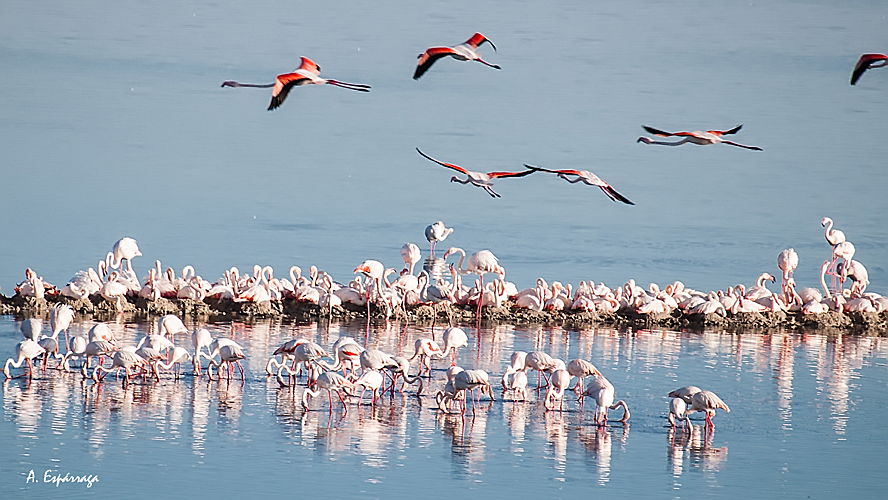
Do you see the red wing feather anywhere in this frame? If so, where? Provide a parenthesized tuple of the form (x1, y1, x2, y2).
(413, 47, 456, 80)
(268, 73, 309, 111)
(298, 57, 321, 75)
(851, 53, 888, 85)
(708, 125, 742, 136)
(464, 33, 496, 51)
(487, 169, 536, 179)
(416, 148, 468, 174)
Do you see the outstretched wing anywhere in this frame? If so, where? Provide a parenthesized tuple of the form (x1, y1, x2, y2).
(523, 164, 581, 175)
(486, 169, 536, 179)
(268, 73, 309, 111)
(600, 185, 635, 205)
(851, 53, 888, 85)
(642, 125, 676, 137)
(708, 124, 742, 136)
(414, 47, 457, 80)
(297, 56, 321, 76)
(416, 147, 468, 174)
(464, 33, 496, 52)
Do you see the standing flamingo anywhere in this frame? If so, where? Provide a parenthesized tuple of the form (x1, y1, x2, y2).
(400, 243, 421, 275)
(637, 125, 763, 150)
(354, 259, 385, 318)
(444, 247, 505, 319)
(579, 373, 631, 426)
(110, 237, 142, 277)
(523, 165, 634, 205)
(4, 339, 46, 379)
(850, 53, 888, 85)
(689, 390, 731, 428)
(222, 56, 371, 111)
(424, 221, 454, 256)
(413, 33, 500, 80)
(50, 304, 75, 354)
(777, 248, 799, 304)
(416, 148, 535, 198)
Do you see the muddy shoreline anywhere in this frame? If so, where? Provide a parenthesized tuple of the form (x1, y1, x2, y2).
(2, 292, 886, 334)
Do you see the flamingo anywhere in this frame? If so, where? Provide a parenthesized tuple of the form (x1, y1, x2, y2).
(850, 53, 888, 85)
(301, 371, 354, 413)
(523, 165, 634, 205)
(157, 314, 188, 337)
(424, 221, 454, 256)
(444, 246, 505, 319)
(836, 260, 869, 297)
(545, 367, 573, 411)
(413, 33, 500, 80)
(440, 327, 469, 363)
(354, 259, 385, 318)
(3, 339, 46, 379)
(416, 148, 535, 198)
(689, 390, 731, 428)
(351, 370, 385, 407)
(637, 125, 763, 150)
(109, 237, 142, 277)
(221, 56, 371, 111)
(207, 344, 246, 381)
(400, 243, 421, 275)
(50, 304, 75, 353)
(567, 359, 602, 393)
(668, 397, 691, 430)
(579, 373, 630, 426)
(777, 248, 799, 303)
(92, 349, 146, 385)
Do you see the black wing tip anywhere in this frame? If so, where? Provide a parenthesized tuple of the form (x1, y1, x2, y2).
(725, 124, 743, 135)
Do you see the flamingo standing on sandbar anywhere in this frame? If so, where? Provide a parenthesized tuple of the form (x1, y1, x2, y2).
(523, 164, 634, 205)
(413, 33, 501, 80)
(850, 53, 888, 85)
(222, 57, 371, 111)
(777, 248, 799, 304)
(416, 148, 535, 198)
(444, 247, 505, 320)
(637, 125, 763, 150)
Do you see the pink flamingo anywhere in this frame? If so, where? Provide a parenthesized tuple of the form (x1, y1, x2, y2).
(444, 247, 505, 319)
(637, 125, 763, 150)
(523, 164, 634, 205)
(413, 33, 500, 80)
(222, 57, 371, 111)
(416, 148, 535, 198)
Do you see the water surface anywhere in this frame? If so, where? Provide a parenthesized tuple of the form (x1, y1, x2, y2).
(2, 316, 886, 498)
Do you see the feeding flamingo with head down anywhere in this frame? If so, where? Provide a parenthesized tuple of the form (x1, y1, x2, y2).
(222, 56, 371, 111)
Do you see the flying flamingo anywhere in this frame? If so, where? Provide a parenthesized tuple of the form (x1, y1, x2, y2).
(221, 56, 371, 111)
(425, 221, 454, 256)
(850, 53, 888, 85)
(413, 33, 501, 80)
(637, 125, 763, 150)
(416, 148, 535, 198)
(523, 164, 634, 205)
(444, 246, 505, 319)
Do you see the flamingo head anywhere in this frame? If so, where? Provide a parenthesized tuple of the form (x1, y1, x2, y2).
(820, 217, 831, 227)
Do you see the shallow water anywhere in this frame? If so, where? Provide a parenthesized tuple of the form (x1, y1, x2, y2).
(2, 316, 887, 498)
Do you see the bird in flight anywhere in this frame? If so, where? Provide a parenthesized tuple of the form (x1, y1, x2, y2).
(523, 165, 634, 205)
(221, 57, 371, 111)
(850, 53, 888, 85)
(637, 125, 763, 151)
(415, 148, 535, 198)
(413, 33, 501, 80)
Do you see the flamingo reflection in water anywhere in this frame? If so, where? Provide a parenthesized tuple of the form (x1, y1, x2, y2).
(577, 424, 630, 486)
(667, 424, 728, 476)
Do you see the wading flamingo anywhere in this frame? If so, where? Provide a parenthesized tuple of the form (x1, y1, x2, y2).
(637, 125, 763, 150)
(425, 221, 454, 256)
(4, 339, 46, 379)
(222, 56, 371, 111)
(689, 390, 731, 428)
(523, 165, 634, 205)
(413, 33, 500, 80)
(850, 53, 888, 85)
(579, 373, 631, 426)
(416, 148, 535, 198)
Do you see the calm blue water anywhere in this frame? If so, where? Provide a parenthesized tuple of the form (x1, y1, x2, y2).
(2, 316, 887, 498)
(0, 0, 885, 296)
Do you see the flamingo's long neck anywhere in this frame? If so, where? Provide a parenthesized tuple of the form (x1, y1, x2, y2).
(823, 219, 834, 244)
(820, 262, 831, 298)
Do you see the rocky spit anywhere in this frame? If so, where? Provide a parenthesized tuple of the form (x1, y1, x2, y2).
(2, 292, 886, 334)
